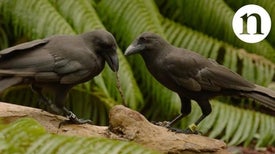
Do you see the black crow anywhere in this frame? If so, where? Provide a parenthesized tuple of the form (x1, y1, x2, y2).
(0, 30, 119, 125)
(125, 32, 275, 133)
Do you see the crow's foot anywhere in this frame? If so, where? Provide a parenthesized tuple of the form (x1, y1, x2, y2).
(153, 121, 184, 133)
(183, 123, 200, 134)
(58, 111, 93, 128)
(153, 121, 200, 134)
(152, 121, 171, 127)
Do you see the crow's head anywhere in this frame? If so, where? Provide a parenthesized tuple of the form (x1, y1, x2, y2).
(124, 32, 167, 56)
(82, 30, 119, 72)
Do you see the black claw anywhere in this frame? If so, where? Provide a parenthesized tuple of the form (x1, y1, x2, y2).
(152, 121, 171, 127)
(167, 127, 185, 133)
(153, 121, 201, 134)
(58, 110, 93, 128)
(58, 118, 93, 128)
(153, 121, 184, 133)
(183, 128, 199, 134)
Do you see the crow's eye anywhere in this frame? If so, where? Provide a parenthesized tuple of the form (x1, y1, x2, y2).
(138, 36, 147, 44)
(140, 36, 146, 41)
(97, 40, 109, 47)
(102, 42, 116, 50)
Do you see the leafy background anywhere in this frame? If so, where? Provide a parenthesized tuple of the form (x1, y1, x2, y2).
(0, 0, 274, 152)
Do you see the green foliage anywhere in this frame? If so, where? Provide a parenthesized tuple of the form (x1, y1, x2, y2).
(0, 0, 274, 148)
(0, 0, 75, 38)
(97, 0, 181, 120)
(156, 0, 275, 62)
(224, 0, 275, 47)
(203, 101, 274, 147)
(178, 100, 275, 147)
(0, 118, 158, 154)
(0, 25, 8, 50)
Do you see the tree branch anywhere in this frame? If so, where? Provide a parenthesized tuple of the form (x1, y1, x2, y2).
(0, 102, 228, 154)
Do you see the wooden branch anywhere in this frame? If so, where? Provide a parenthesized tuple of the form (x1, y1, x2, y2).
(0, 102, 229, 154)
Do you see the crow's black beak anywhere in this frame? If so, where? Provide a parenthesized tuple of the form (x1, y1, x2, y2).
(124, 42, 144, 56)
(104, 49, 119, 72)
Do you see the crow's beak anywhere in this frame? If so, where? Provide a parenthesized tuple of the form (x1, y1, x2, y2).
(124, 43, 144, 56)
(104, 48, 119, 72)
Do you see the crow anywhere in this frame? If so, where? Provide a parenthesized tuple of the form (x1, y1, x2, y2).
(0, 29, 119, 125)
(125, 32, 275, 133)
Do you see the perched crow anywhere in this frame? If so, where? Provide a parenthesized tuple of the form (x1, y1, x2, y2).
(0, 30, 119, 124)
(125, 32, 275, 133)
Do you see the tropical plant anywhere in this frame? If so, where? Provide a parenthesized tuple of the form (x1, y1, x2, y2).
(0, 0, 274, 150)
(0, 118, 157, 154)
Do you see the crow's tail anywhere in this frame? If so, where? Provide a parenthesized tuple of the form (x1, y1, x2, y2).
(242, 85, 275, 111)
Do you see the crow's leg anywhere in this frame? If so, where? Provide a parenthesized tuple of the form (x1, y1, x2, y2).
(59, 107, 93, 127)
(54, 88, 93, 127)
(183, 99, 212, 134)
(155, 96, 192, 133)
(31, 84, 62, 114)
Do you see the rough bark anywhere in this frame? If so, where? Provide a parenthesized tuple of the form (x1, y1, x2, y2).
(0, 102, 229, 154)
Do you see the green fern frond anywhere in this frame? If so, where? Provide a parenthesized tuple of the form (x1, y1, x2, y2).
(0, 118, 158, 154)
(0, 0, 75, 38)
(48, 0, 103, 33)
(68, 85, 117, 125)
(97, 0, 165, 49)
(97, 0, 180, 120)
(224, 0, 275, 47)
(155, 0, 275, 62)
(178, 100, 275, 147)
(0, 26, 8, 50)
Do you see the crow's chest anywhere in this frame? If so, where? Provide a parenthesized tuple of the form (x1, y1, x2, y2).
(146, 60, 180, 92)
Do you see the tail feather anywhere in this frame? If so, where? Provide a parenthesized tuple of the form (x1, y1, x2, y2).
(243, 85, 275, 111)
(0, 77, 23, 92)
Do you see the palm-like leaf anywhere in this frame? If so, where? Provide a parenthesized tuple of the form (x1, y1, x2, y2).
(0, 24, 8, 50)
(156, 0, 275, 62)
(224, 0, 275, 47)
(0, 118, 158, 154)
(97, 0, 180, 120)
(0, 0, 75, 38)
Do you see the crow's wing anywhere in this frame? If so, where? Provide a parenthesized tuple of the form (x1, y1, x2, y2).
(0, 37, 93, 84)
(197, 61, 255, 91)
(0, 57, 90, 84)
(0, 36, 101, 84)
(0, 38, 55, 79)
(165, 49, 254, 92)
(0, 39, 49, 56)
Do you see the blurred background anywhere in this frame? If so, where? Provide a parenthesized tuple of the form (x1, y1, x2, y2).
(0, 0, 274, 151)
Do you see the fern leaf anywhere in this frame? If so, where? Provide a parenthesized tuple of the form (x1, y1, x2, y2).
(156, 0, 275, 62)
(0, 118, 158, 154)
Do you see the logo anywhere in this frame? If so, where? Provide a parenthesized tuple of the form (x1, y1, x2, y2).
(232, 4, 271, 43)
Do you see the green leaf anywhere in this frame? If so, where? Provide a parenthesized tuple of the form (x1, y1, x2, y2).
(224, 0, 275, 47)
(0, 0, 75, 38)
(0, 118, 159, 154)
(97, 0, 180, 120)
(156, 0, 275, 62)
